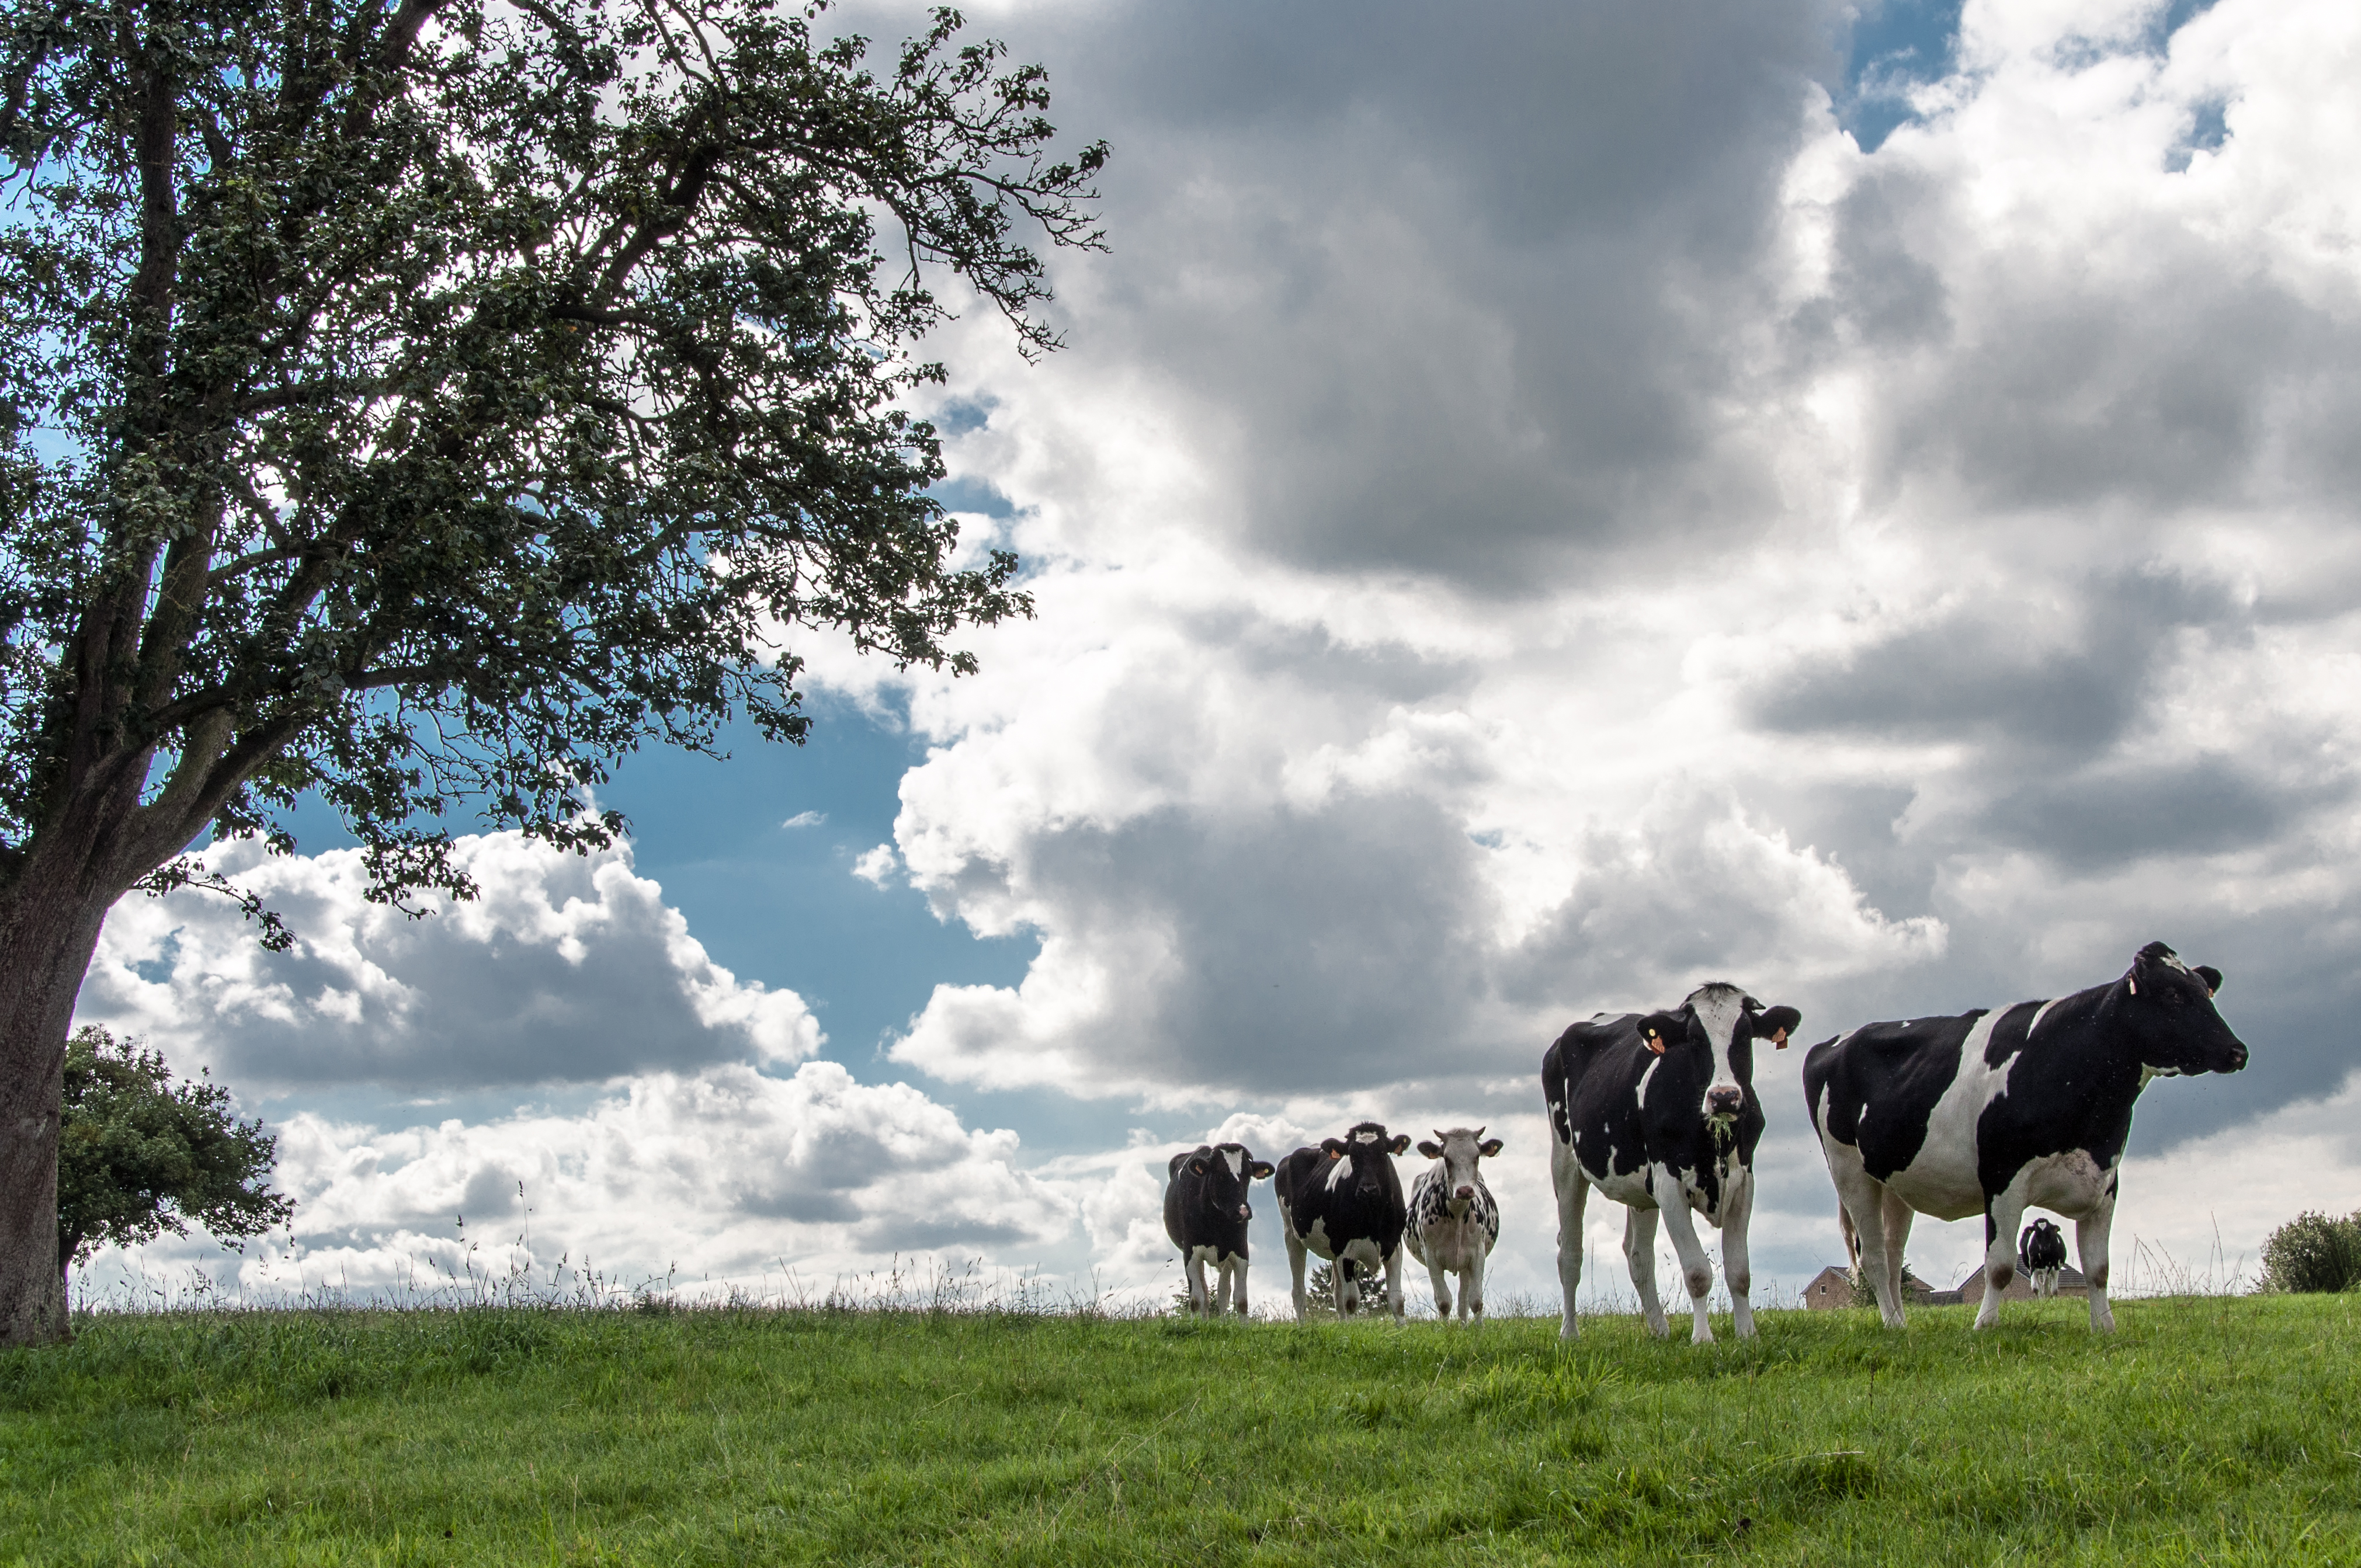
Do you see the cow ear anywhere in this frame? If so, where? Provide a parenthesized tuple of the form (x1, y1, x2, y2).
(2196, 965, 2223, 996)
(1478, 1138, 1504, 1157)
(1636, 1010, 1685, 1054)
(1389, 1134, 1412, 1155)
(1416, 1140, 1443, 1159)
(1248, 1161, 1275, 1180)
(1757, 1004, 1801, 1048)
(1322, 1138, 1345, 1156)
(1188, 1156, 1207, 1174)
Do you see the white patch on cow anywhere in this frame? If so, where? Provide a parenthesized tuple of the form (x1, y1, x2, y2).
(1634, 1055, 1659, 1106)
(1324, 1153, 1354, 1191)
(1189, 1243, 1221, 1266)
(1883, 1010, 2013, 1220)
(1339, 1236, 1383, 1274)
(1689, 986, 1748, 1112)
(2019, 1148, 2115, 1218)
(1222, 1147, 1243, 1178)
(2027, 997, 2061, 1038)
(1300, 1215, 1335, 1257)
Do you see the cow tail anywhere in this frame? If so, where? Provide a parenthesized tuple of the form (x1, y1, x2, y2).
(1838, 1200, 1862, 1279)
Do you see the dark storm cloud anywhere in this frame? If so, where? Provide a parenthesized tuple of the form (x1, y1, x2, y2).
(1979, 756, 2350, 872)
(996, 0, 1846, 593)
(1019, 794, 1501, 1096)
(1748, 567, 2239, 757)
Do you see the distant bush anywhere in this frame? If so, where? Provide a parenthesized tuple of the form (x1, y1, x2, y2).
(2259, 1212, 2361, 1294)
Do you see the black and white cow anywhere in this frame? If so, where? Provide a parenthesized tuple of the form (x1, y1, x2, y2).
(2019, 1217, 2068, 1298)
(1545, 983, 1800, 1343)
(1276, 1121, 1412, 1320)
(1803, 941, 2247, 1332)
(1164, 1142, 1275, 1316)
(1405, 1128, 1504, 1324)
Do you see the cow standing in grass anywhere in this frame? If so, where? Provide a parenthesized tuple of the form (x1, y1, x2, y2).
(1164, 1143, 1275, 1316)
(1406, 1128, 1504, 1324)
(1546, 982, 1800, 1344)
(1804, 941, 2247, 1332)
(2019, 1218, 2068, 1298)
(1276, 1122, 1411, 1320)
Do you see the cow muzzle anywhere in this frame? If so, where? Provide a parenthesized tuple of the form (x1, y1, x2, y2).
(1237, 1204, 1252, 1221)
(1706, 1086, 1744, 1119)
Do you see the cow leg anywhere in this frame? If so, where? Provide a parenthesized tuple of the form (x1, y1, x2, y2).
(1552, 1140, 1591, 1341)
(1229, 1254, 1251, 1317)
(1824, 1139, 1907, 1328)
(1185, 1250, 1211, 1317)
(1335, 1258, 1356, 1317)
(1720, 1169, 1757, 1341)
(1213, 1253, 1237, 1315)
(1383, 1247, 1407, 1322)
(1974, 1182, 2030, 1330)
(1651, 1170, 1718, 1346)
(1286, 1229, 1310, 1322)
(1624, 1207, 1669, 1340)
(2076, 1197, 2118, 1333)
(1425, 1250, 1453, 1319)
(1880, 1188, 1916, 1316)
(1464, 1250, 1487, 1325)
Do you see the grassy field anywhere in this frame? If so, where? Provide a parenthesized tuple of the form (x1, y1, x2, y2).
(1, 1292, 2355, 1566)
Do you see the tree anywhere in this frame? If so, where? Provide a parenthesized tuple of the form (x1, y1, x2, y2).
(60, 1025, 293, 1285)
(0, 0, 1105, 1343)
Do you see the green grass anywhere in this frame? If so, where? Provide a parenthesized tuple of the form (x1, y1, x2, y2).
(2, 1294, 2357, 1564)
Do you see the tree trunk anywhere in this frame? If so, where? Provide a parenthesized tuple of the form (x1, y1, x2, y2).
(0, 874, 116, 1347)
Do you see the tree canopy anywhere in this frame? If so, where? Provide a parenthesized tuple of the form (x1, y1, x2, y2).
(0, 0, 1103, 913)
(60, 1025, 293, 1277)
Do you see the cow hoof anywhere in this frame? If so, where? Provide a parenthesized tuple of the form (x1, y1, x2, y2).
(1558, 1321, 1581, 1342)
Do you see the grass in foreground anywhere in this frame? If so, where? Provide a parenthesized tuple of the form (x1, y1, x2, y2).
(1, 1293, 2356, 1565)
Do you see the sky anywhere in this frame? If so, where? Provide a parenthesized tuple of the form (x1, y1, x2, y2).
(68, 0, 2361, 1316)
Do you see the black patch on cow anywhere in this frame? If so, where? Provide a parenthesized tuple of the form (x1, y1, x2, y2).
(1275, 1121, 1410, 1289)
(2020, 1217, 2068, 1274)
(1163, 1142, 1271, 1266)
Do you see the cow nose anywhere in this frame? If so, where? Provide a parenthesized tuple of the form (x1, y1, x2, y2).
(1454, 1185, 1474, 1201)
(2230, 1042, 2249, 1072)
(1707, 1087, 1743, 1117)
(1237, 1204, 1252, 1220)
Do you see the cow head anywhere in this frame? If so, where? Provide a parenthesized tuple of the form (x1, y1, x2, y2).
(2120, 941, 2248, 1076)
(1415, 1127, 1504, 1217)
(1321, 1121, 1412, 1200)
(1185, 1142, 1274, 1223)
(1636, 983, 1803, 1128)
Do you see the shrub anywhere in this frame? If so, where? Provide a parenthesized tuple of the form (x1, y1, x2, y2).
(2259, 1211, 2361, 1294)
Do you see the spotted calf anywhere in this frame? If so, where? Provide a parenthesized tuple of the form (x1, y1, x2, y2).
(1406, 1128, 1504, 1324)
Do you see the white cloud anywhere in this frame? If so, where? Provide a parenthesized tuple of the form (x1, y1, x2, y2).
(77, 830, 822, 1089)
(851, 844, 901, 888)
(782, 810, 828, 829)
(801, 0, 2361, 1132)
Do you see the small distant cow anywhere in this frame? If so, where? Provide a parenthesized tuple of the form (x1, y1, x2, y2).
(1276, 1121, 1412, 1320)
(2019, 1217, 2068, 1298)
(1545, 982, 1800, 1343)
(1164, 1143, 1275, 1316)
(1405, 1128, 1504, 1323)
(1804, 941, 2247, 1332)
